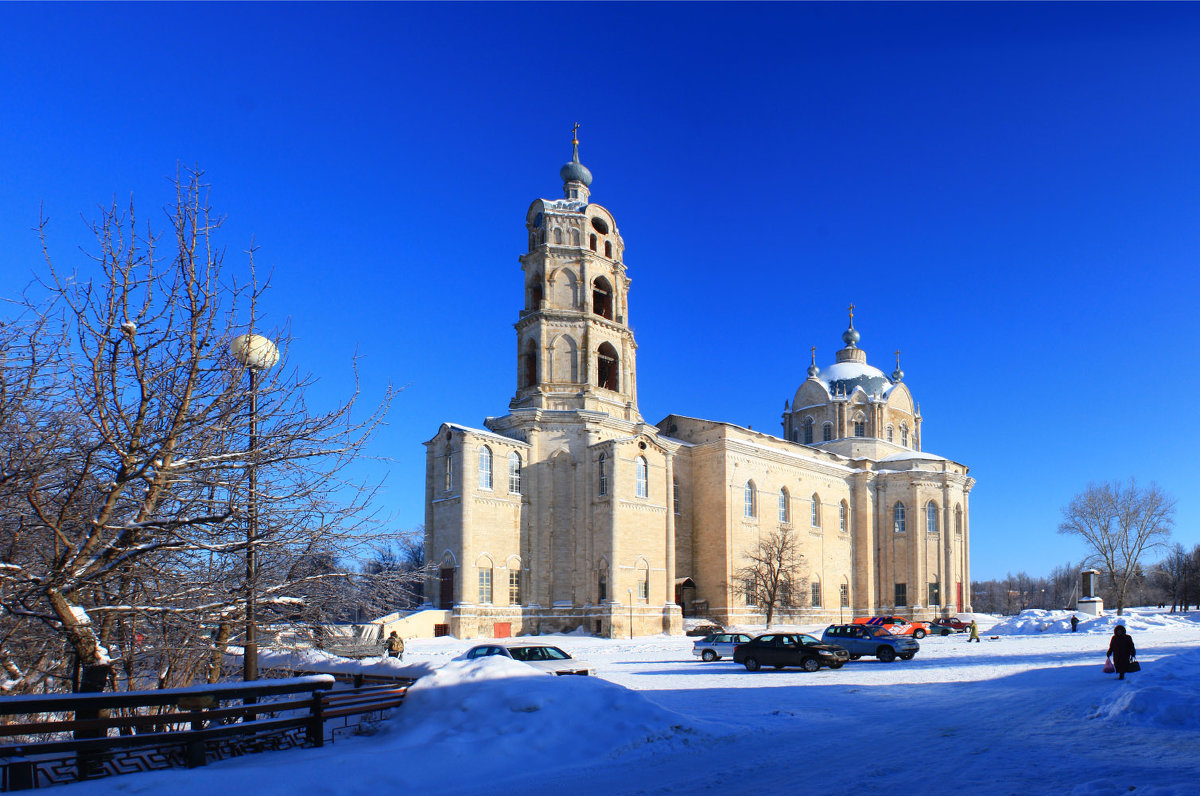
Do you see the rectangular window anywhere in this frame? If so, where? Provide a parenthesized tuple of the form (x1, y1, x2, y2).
(509, 570, 522, 605)
(894, 582, 907, 607)
(823, 424, 832, 442)
(811, 582, 822, 608)
(928, 582, 941, 607)
(744, 578, 756, 606)
(839, 583, 849, 608)
(508, 454, 521, 494)
(598, 573, 607, 602)
(673, 482, 681, 515)
(638, 570, 649, 600)
(839, 503, 848, 533)
(444, 453, 454, 491)
(478, 567, 493, 603)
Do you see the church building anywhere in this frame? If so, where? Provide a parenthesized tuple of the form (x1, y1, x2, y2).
(423, 137, 974, 638)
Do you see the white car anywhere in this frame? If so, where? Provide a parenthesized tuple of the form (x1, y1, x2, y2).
(464, 642, 595, 676)
(692, 632, 753, 661)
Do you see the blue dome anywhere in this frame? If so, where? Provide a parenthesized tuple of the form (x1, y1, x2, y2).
(560, 141, 593, 187)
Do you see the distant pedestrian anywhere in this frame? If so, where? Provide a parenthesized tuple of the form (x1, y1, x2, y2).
(385, 630, 405, 660)
(1106, 625, 1136, 680)
(967, 619, 980, 642)
(1070, 615, 1079, 633)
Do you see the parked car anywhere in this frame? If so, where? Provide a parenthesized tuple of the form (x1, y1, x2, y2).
(732, 633, 850, 672)
(930, 617, 969, 633)
(463, 643, 595, 676)
(852, 615, 930, 639)
(822, 624, 920, 662)
(692, 632, 753, 661)
(686, 623, 725, 637)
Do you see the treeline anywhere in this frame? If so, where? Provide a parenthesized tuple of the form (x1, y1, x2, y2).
(972, 543, 1200, 615)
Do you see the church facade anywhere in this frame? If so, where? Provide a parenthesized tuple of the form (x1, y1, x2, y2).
(423, 139, 974, 639)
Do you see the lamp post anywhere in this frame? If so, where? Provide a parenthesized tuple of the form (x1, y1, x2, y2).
(627, 588, 634, 640)
(230, 333, 279, 682)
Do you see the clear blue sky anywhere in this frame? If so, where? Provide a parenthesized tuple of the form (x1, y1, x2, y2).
(2, 3, 1198, 580)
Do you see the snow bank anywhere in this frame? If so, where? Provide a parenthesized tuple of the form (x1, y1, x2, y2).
(389, 656, 707, 770)
(988, 608, 1197, 636)
(256, 647, 436, 679)
(1090, 647, 1200, 730)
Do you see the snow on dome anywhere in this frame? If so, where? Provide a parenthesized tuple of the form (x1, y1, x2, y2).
(819, 360, 892, 397)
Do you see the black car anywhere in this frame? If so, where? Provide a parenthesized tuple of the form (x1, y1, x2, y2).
(732, 632, 850, 672)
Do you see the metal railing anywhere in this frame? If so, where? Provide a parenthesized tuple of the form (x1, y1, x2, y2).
(0, 674, 411, 791)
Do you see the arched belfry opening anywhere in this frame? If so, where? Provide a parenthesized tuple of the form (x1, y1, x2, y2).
(592, 276, 614, 320)
(597, 342, 619, 391)
(520, 340, 539, 389)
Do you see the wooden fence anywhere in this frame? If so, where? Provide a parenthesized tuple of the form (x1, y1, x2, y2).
(0, 674, 412, 791)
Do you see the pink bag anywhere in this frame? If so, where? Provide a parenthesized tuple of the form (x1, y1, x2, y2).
(1103, 657, 1115, 674)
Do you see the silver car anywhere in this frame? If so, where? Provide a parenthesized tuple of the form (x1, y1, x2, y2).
(464, 642, 595, 676)
(692, 632, 753, 662)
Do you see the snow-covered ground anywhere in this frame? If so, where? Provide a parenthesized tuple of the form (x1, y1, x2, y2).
(69, 609, 1200, 796)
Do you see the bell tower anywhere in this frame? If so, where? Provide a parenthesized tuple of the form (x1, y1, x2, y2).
(511, 130, 642, 422)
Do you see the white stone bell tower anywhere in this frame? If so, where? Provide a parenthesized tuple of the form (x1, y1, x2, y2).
(510, 127, 642, 423)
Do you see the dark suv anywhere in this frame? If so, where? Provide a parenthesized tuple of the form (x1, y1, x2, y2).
(822, 624, 920, 662)
(732, 632, 850, 672)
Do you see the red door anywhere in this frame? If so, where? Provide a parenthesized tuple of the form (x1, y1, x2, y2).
(494, 622, 512, 638)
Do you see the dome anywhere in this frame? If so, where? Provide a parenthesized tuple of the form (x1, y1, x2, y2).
(819, 360, 892, 398)
(560, 141, 593, 187)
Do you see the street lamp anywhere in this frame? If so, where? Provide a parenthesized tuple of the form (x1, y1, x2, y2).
(230, 333, 279, 682)
(627, 588, 634, 640)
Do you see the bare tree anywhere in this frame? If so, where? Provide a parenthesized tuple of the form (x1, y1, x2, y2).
(1057, 479, 1175, 616)
(0, 168, 405, 693)
(736, 527, 806, 628)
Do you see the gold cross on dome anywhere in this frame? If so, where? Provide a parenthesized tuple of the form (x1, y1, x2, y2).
(847, 303, 855, 320)
(572, 122, 580, 145)
(810, 346, 817, 364)
(894, 349, 901, 366)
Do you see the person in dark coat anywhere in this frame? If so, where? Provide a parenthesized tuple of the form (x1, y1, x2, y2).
(1070, 614, 1079, 632)
(1107, 624, 1136, 680)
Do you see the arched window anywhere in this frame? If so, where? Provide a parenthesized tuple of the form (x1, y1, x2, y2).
(553, 228, 563, 245)
(637, 560, 650, 600)
(589, 233, 598, 251)
(508, 452, 522, 494)
(604, 240, 613, 258)
(592, 277, 614, 320)
(804, 417, 814, 444)
(853, 416, 866, 437)
(520, 340, 538, 388)
(791, 429, 799, 442)
(478, 446, 493, 490)
(636, 456, 649, 498)
(886, 425, 894, 442)
(571, 228, 581, 246)
(508, 566, 522, 605)
(744, 481, 757, 518)
(839, 500, 848, 533)
(477, 558, 493, 603)
(443, 444, 454, 492)
(955, 505, 963, 535)
(597, 571, 608, 602)
(598, 453, 608, 496)
(779, 488, 790, 523)
(901, 424, 909, 447)
(823, 423, 833, 442)
(597, 342, 619, 391)
(673, 478, 681, 514)
(926, 501, 939, 534)
(527, 273, 543, 311)
(811, 494, 822, 527)
(893, 502, 906, 533)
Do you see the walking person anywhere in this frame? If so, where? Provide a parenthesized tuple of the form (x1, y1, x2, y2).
(1106, 625, 1136, 680)
(1070, 614, 1079, 632)
(967, 619, 980, 642)
(385, 630, 405, 660)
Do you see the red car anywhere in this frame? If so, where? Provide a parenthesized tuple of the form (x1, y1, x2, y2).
(929, 617, 968, 634)
(852, 616, 931, 640)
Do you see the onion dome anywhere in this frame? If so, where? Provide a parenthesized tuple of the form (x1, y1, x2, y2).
(807, 346, 820, 378)
(560, 135, 593, 188)
(891, 350, 904, 383)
